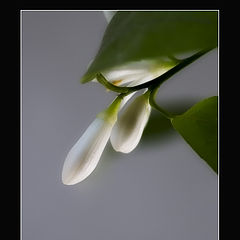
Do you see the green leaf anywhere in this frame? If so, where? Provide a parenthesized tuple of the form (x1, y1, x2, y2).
(81, 11, 218, 83)
(171, 96, 218, 173)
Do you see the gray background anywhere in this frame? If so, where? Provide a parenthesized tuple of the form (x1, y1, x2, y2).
(22, 11, 218, 240)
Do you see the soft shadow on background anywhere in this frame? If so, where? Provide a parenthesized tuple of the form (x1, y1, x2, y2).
(143, 98, 198, 141)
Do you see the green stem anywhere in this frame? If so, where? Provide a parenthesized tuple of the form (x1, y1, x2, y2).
(96, 73, 130, 94)
(148, 87, 176, 120)
(96, 49, 211, 94)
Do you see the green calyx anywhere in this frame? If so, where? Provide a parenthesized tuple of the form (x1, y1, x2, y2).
(97, 96, 123, 124)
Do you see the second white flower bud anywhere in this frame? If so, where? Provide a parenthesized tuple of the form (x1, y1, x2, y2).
(110, 93, 151, 153)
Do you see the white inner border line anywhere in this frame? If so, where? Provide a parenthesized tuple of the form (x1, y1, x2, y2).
(20, 9, 23, 240)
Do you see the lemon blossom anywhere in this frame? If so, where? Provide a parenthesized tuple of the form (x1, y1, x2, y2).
(62, 97, 122, 185)
(110, 92, 151, 153)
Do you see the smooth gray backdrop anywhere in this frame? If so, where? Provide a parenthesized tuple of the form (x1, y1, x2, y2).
(22, 11, 218, 240)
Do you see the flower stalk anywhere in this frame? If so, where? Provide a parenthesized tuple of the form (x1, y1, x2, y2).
(148, 87, 176, 120)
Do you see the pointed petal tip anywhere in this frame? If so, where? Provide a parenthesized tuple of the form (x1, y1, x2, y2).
(61, 172, 88, 185)
(115, 149, 132, 154)
(113, 146, 135, 154)
(61, 162, 85, 186)
(61, 173, 76, 185)
(61, 157, 94, 185)
(62, 179, 74, 186)
(110, 139, 135, 154)
(62, 175, 74, 185)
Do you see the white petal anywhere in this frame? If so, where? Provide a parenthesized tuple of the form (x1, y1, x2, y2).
(62, 118, 114, 185)
(102, 59, 176, 87)
(110, 94, 151, 153)
(119, 92, 136, 110)
(130, 67, 171, 86)
(129, 74, 154, 87)
(104, 69, 146, 80)
(103, 71, 146, 86)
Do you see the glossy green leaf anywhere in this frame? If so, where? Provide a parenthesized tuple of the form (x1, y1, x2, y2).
(171, 96, 218, 173)
(81, 11, 218, 83)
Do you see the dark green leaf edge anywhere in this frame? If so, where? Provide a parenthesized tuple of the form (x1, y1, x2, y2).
(171, 96, 218, 173)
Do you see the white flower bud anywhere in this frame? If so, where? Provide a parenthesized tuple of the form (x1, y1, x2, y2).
(110, 93, 151, 153)
(62, 98, 121, 185)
